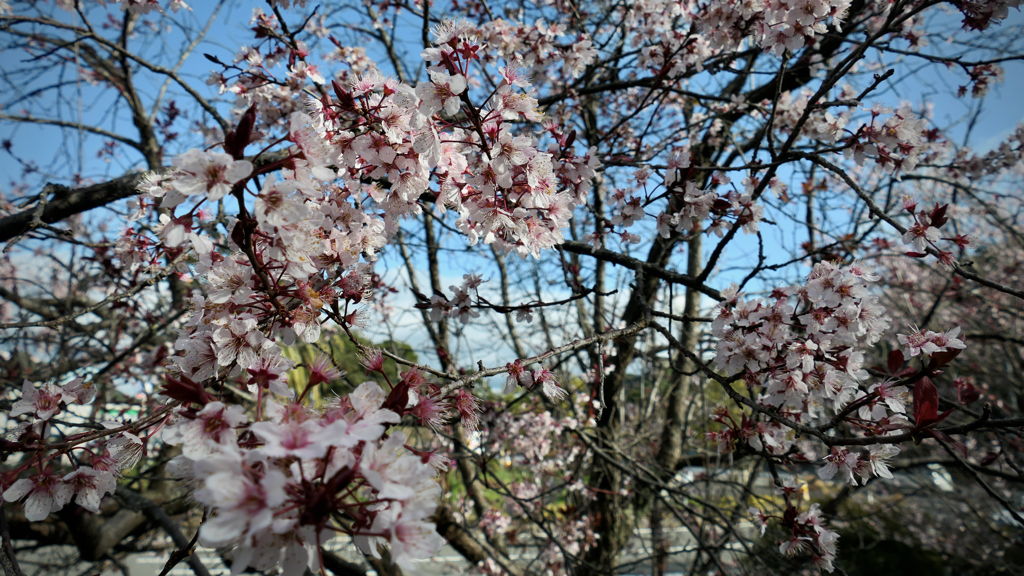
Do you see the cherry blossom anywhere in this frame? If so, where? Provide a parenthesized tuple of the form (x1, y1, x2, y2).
(416, 70, 467, 117)
(162, 401, 249, 459)
(169, 149, 253, 201)
(62, 467, 116, 513)
(2, 467, 72, 522)
(9, 380, 64, 422)
(5, 1, 1023, 573)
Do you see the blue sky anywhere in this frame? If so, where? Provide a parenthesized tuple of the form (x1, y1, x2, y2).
(2, 1, 1022, 373)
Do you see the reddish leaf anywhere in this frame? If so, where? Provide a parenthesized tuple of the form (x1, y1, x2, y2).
(905, 251, 928, 258)
(888, 349, 905, 374)
(382, 380, 411, 415)
(928, 347, 963, 369)
(978, 451, 1000, 467)
(159, 375, 212, 406)
(224, 103, 257, 159)
(929, 429, 969, 458)
(230, 219, 247, 249)
(929, 203, 949, 228)
(332, 79, 356, 111)
(957, 380, 981, 405)
(913, 377, 949, 428)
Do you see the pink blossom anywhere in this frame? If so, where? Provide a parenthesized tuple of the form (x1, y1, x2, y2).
(196, 468, 287, 545)
(504, 359, 534, 394)
(818, 447, 869, 485)
(61, 378, 96, 405)
(2, 467, 72, 522)
(247, 346, 296, 398)
(415, 70, 467, 117)
(307, 354, 345, 386)
(170, 149, 253, 201)
(9, 380, 64, 421)
(162, 402, 248, 460)
(62, 467, 116, 513)
(868, 444, 900, 479)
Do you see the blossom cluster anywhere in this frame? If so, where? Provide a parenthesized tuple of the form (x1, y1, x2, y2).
(130, 16, 599, 476)
(696, 0, 851, 57)
(160, 375, 445, 574)
(711, 260, 972, 566)
(707, 262, 966, 473)
(749, 478, 841, 572)
(947, 124, 1024, 179)
(2, 379, 141, 521)
(843, 103, 935, 175)
(476, 397, 595, 573)
(765, 85, 942, 178)
(898, 197, 968, 267)
(712, 261, 893, 424)
(422, 273, 485, 326)
(608, 148, 769, 245)
(504, 360, 567, 400)
(48, 0, 193, 15)
(122, 42, 604, 576)
(429, 18, 599, 86)
(120, 22, 603, 565)
(953, 0, 1024, 30)
(896, 326, 967, 359)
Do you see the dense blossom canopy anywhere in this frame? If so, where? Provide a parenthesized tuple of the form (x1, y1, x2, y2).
(1, 0, 1024, 575)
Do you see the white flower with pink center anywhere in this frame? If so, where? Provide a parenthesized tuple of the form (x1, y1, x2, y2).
(62, 466, 116, 513)
(61, 378, 96, 405)
(415, 70, 466, 116)
(212, 314, 266, 368)
(170, 149, 253, 201)
(902, 221, 940, 252)
(250, 417, 348, 461)
(9, 380, 64, 421)
(247, 346, 296, 398)
(871, 380, 909, 414)
(818, 447, 868, 485)
(359, 499, 444, 572)
(156, 213, 213, 254)
(868, 444, 900, 479)
(163, 402, 248, 460)
(197, 469, 287, 545)
(359, 432, 440, 502)
(2, 468, 72, 522)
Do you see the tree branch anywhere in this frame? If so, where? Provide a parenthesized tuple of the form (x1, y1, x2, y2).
(113, 486, 212, 576)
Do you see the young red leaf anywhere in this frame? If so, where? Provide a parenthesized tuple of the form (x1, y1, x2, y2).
(223, 103, 258, 159)
(159, 375, 212, 406)
(978, 451, 1000, 466)
(913, 376, 940, 426)
(896, 366, 917, 378)
(887, 349, 905, 374)
(332, 79, 356, 111)
(929, 429, 969, 458)
(382, 380, 411, 415)
(929, 203, 949, 228)
(230, 219, 247, 249)
(957, 380, 981, 405)
(928, 347, 963, 369)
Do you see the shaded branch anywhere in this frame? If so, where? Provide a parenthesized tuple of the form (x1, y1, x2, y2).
(113, 487, 211, 576)
(559, 240, 723, 301)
